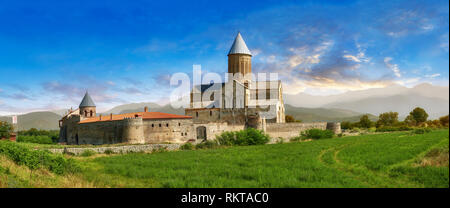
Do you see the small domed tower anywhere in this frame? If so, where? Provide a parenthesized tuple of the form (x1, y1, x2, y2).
(79, 91, 96, 118)
(228, 32, 252, 83)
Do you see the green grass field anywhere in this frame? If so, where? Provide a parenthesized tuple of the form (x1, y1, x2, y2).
(1, 129, 448, 188)
(78, 129, 449, 188)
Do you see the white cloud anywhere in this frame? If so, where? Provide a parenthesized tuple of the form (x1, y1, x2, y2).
(384, 57, 402, 77)
(425, 73, 440, 78)
(252, 49, 262, 56)
(343, 54, 362, 62)
(394, 77, 421, 87)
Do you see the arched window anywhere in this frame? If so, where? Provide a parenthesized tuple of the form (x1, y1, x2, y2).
(159, 124, 161, 127)
(196, 112, 199, 117)
(152, 124, 154, 127)
(210, 111, 212, 116)
(166, 123, 169, 127)
(84, 110, 88, 117)
(90, 110, 93, 117)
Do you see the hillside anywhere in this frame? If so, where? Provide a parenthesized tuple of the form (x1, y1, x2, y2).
(0, 111, 61, 130)
(284, 104, 377, 122)
(285, 83, 449, 118)
(325, 94, 449, 119)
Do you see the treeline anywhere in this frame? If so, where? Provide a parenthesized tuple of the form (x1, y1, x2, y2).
(0, 121, 13, 139)
(341, 107, 449, 132)
(17, 128, 59, 144)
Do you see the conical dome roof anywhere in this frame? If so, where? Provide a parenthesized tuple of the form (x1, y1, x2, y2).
(228, 32, 252, 56)
(79, 91, 96, 107)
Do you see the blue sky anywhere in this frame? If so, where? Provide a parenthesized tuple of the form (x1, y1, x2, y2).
(0, 0, 448, 114)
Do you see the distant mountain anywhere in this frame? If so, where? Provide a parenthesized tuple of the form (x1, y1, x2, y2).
(284, 104, 377, 122)
(325, 94, 448, 119)
(284, 83, 449, 119)
(50, 109, 70, 116)
(0, 111, 61, 131)
(101, 102, 162, 114)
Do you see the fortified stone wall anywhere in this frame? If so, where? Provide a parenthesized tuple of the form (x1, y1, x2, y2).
(265, 122, 342, 139)
(142, 118, 194, 143)
(74, 118, 194, 145)
(60, 116, 81, 144)
(265, 122, 328, 139)
(78, 120, 124, 145)
(193, 122, 245, 141)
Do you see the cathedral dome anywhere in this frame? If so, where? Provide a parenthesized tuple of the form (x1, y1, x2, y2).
(228, 32, 252, 56)
(79, 91, 96, 107)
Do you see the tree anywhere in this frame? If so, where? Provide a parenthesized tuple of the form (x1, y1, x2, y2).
(409, 107, 428, 124)
(0, 121, 13, 139)
(439, 115, 449, 127)
(404, 115, 416, 126)
(359, 114, 372, 128)
(341, 121, 353, 130)
(376, 112, 399, 127)
(285, 115, 295, 123)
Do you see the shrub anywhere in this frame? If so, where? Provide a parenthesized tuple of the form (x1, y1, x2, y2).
(215, 128, 270, 146)
(104, 149, 114, 154)
(439, 115, 449, 127)
(289, 136, 302, 142)
(18, 129, 59, 143)
(376, 125, 412, 132)
(341, 121, 353, 130)
(180, 142, 194, 150)
(17, 135, 54, 144)
(80, 149, 97, 157)
(414, 128, 432, 134)
(301, 129, 334, 140)
(285, 115, 295, 123)
(195, 140, 219, 149)
(0, 141, 80, 174)
(0, 121, 13, 139)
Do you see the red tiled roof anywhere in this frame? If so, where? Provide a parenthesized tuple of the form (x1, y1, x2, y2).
(79, 111, 191, 124)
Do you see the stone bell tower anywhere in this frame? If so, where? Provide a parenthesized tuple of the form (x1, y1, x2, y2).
(228, 32, 252, 83)
(79, 91, 96, 118)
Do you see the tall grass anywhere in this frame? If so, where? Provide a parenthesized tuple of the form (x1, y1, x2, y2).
(79, 129, 449, 188)
(0, 141, 80, 175)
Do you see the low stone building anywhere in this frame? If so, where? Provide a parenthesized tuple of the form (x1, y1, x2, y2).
(59, 92, 193, 145)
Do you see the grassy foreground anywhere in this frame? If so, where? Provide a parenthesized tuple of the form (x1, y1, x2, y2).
(80, 129, 448, 188)
(1, 129, 448, 187)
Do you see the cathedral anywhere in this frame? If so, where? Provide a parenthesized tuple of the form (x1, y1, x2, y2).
(59, 32, 337, 145)
(185, 32, 286, 126)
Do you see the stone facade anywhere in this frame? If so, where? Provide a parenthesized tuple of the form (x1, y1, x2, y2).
(266, 122, 341, 139)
